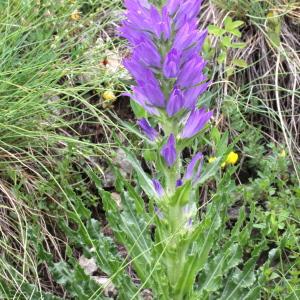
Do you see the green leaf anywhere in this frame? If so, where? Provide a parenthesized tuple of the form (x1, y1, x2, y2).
(121, 147, 157, 199)
(101, 179, 152, 284)
(217, 51, 227, 64)
(216, 131, 228, 157)
(225, 19, 244, 31)
(226, 66, 235, 77)
(221, 242, 266, 299)
(228, 28, 242, 37)
(176, 211, 222, 296)
(130, 99, 147, 118)
(221, 36, 233, 48)
(198, 243, 243, 294)
(231, 42, 247, 49)
(197, 157, 222, 185)
(169, 180, 192, 206)
(208, 25, 226, 37)
(232, 59, 248, 68)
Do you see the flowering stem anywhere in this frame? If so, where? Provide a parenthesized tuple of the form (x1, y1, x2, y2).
(121, 0, 213, 298)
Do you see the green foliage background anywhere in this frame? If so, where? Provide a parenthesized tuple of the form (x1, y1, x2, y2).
(0, 0, 299, 299)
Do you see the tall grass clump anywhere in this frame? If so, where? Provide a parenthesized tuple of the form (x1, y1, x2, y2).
(0, 0, 127, 298)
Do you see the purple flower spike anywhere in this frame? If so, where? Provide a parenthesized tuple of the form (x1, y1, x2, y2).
(152, 179, 164, 197)
(167, 87, 184, 116)
(163, 48, 180, 78)
(138, 118, 158, 141)
(184, 152, 203, 182)
(161, 134, 177, 167)
(181, 108, 213, 139)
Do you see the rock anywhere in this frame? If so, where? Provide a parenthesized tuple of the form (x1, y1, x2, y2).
(92, 276, 118, 298)
(78, 255, 97, 275)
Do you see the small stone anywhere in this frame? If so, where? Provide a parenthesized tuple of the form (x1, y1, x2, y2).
(92, 276, 117, 297)
(78, 255, 97, 275)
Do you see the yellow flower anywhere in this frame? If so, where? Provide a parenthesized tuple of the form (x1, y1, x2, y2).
(221, 162, 226, 168)
(279, 150, 286, 157)
(102, 90, 116, 102)
(70, 10, 81, 21)
(225, 151, 239, 165)
(208, 157, 217, 163)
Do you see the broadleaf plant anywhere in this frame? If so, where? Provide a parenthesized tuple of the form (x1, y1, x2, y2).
(87, 0, 264, 299)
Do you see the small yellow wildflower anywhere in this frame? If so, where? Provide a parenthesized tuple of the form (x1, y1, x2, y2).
(208, 157, 217, 163)
(102, 90, 116, 102)
(279, 150, 286, 158)
(225, 151, 239, 165)
(70, 10, 81, 21)
(221, 162, 226, 168)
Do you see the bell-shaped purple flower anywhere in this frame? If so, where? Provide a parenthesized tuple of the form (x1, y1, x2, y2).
(135, 37, 161, 67)
(181, 108, 213, 139)
(163, 48, 180, 78)
(173, 20, 198, 51)
(175, 0, 203, 29)
(160, 7, 171, 40)
(124, 0, 151, 31)
(167, 87, 184, 116)
(152, 179, 164, 197)
(130, 87, 159, 115)
(183, 82, 209, 110)
(184, 152, 203, 182)
(138, 118, 158, 140)
(165, 0, 180, 15)
(161, 134, 176, 167)
(177, 55, 206, 88)
(181, 30, 208, 64)
(149, 6, 171, 39)
(135, 80, 165, 108)
(123, 57, 155, 83)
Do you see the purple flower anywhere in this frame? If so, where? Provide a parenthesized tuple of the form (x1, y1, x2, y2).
(180, 30, 208, 64)
(163, 48, 180, 78)
(184, 152, 203, 182)
(161, 134, 176, 167)
(149, 6, 171, 39)
(138, 118, 158, 140)
(122, 0, 212, 131)
(123, 57, 155, 83)
(165, 0, 180, 15)
(134, 37, 161, 67)
(173, 20, 198, 51)
(123, 1, 151, 31)
(175, 0, 203, 28)
(130, 87, 159, 115)
(183, 82, 209, 110)
(160, 7, 171, 40)
(176, 179, 183, 187)
(152, 179, 164, 197)
(177, 55, 206, 88)
(167, 87, 184, 116)
(181, 108, 213, 139)
(135, 80, 165, 108)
